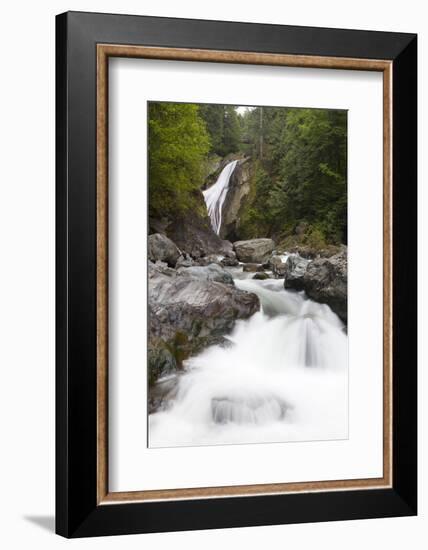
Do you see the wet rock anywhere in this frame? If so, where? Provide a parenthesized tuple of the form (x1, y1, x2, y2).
(177, 263, 234, 285)
(287, 244, 342, 260)
(302, 248, 347, 322)
(233, 238, 275, 263)
(164, 190, 235, 260)
(196, 254, 225, 266)
(253, 272, 270, 280)
(148, 374, 180, 414)
(221, 256, 239, 267)
(211, 394, 289, 425)
(243, 263, 265, 273)
(148, 260, 176, 277)
(270, 255, 289, 278)
(148, 233, 181, 267)
(283, 255, 311, 291)
(148, 269, 260, 384)
(283, 248, 348, 322)
(175, 253, 194, 268)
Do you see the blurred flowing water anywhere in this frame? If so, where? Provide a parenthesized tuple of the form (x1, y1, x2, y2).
(149, 271, 348, 448)
(202, 160, 238, 234)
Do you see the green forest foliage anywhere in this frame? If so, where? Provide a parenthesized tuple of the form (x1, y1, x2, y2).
(199, 104, 241, 156)
(148, 102, 210, 217)
(148, 102, 347, 245)
(239, 107, 347, 245)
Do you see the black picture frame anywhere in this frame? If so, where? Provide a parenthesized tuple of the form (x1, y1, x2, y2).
(56, 10, 417, 538)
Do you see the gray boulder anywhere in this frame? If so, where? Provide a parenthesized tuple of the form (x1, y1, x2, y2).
(148, 233, 181, 267)
(270, 255, 289, 278)
(302, 248, 347, 322)
(243, 263, 265, 273)
(148, 268, 259, 384)
(283, 255, 311, 290)
(148, 260, 176, 277)
(165, 203, 235, 260)
(253, 272, 270, 280)
(197, 254, 226, 266)
(177, 263, 234, 285)
(148, 374, 180, 414)
(233, 238, 275, 263)
(221, 256, 239, 267)
(287, 244, 342, 260)
(175, 253, 194, 268)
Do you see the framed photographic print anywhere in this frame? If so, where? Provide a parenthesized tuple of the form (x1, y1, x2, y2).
(56, 11, 417, 538)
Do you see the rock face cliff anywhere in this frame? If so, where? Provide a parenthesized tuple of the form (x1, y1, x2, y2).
(149, 189, 235, 260)
(284, 247, 348, 322)
(149, 155, 255, 258)
(148, 261, 260, 384)
(303, 250, 347, 322)
(219, 157, 252, 240)
(148, 233, 181, 267)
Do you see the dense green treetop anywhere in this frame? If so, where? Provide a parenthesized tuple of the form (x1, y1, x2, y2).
(148, 102, 210, 217)
(148, 101, 347, 246)
(239, 106, 347, 245)
(199, 104, 241, 157)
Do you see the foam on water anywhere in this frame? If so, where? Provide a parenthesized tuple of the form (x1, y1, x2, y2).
(149, 276, 348, 448)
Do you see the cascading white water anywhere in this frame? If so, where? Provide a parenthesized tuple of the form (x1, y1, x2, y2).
(149, 272, 348, 448)
(202, 160, 238, 234)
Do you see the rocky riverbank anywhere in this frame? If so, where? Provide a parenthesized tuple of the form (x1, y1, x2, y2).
(148, 232, 348, 396)
(148, 236, 260, 388)
(283, 247, 347, 322)
(146, 104, 349, 440)
(147, 148, 348, 401)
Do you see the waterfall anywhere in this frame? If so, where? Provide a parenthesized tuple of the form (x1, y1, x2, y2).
(203, 160, 238, 235)
(149, 272, 348, 448)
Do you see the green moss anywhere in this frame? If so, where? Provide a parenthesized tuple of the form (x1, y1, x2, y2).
(253, 272, 269, 280)
(303, 225, 328, 249)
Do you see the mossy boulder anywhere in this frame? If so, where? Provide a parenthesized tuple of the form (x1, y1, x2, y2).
(148, 262, 260, 385)
(252, 272, 269, 280)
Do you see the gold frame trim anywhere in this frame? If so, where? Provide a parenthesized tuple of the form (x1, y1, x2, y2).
(96, 44, 393, 505)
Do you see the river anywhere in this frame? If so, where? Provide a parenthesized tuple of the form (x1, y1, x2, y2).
(149, 160, 348, 448)
(149, 266, 348, 448)
(202, 160, 238, 235)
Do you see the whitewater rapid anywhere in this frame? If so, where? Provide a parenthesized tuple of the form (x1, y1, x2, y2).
(149, 269, 348, 448)
(203, 160, 238, 234)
